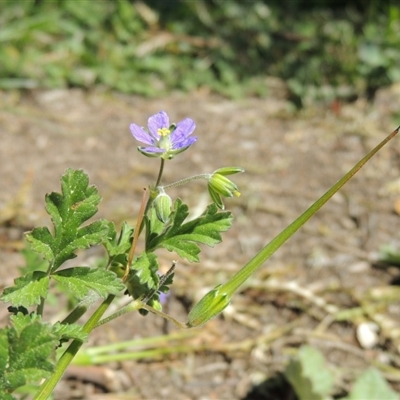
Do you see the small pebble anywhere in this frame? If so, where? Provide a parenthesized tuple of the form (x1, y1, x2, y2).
(356, 321, 379, 349)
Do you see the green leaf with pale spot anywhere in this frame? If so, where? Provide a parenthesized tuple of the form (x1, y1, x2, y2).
(0, 314, 58, 393)
(52, 267, 125, 300)
(147, 199, 233, 262)
(0, 271, 49, 308)
(25, 169, 109, 272)
(284, 345, 335, 400)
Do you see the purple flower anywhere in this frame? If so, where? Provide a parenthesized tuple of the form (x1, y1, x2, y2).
(159, 291, 169, 305)
(130, 111, 197, 160)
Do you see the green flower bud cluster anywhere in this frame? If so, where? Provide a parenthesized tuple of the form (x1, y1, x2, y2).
(208, 167, 244, 209)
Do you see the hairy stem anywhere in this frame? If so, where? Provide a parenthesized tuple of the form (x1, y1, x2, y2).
(124, 188, 149, 281)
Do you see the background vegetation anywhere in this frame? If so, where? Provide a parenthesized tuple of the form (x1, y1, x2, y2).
(0, 0, 400, 105)
(1, 0, 400, 106)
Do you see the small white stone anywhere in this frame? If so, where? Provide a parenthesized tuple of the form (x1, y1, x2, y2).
(356, 321, 380, 349)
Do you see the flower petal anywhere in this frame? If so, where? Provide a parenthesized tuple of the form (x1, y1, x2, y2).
(172, 118, 196, 140)
(137, 146, 166, 158)
(130, 123, 155, 145)
(172, 136, 197, 150)
(148, 111, 169, 137)
(139, 146, 165, 153)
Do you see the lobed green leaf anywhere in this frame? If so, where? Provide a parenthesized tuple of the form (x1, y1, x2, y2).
(0, 314, 58, 393)
(162, 241, 201, 263)
(51, 220, 110, 270)
(51, 322, 88, 343)
(0, 272, 49, 308)
(25, 169, 109, 272)
(25, 227, 55, 263)
(147, 199, 233, 262)
(103, 221, 133, 257)
(52, 267, 125, 300)
(126, 252, 160, 299)
(9, 313, 41, 335)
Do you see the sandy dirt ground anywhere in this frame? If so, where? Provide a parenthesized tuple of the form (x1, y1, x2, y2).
(1, 85, 400, 399)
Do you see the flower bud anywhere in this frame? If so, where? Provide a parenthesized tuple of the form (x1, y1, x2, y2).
(153, 192, 172, 223)
(207, 167, 244, 209)
(187, 285, 231, 327)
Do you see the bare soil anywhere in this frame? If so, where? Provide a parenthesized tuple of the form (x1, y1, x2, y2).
(1, 85, 400, 399)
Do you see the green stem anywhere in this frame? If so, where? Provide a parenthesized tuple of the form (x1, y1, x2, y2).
(140, 303, 187, 329)
(96, 299, 142, 327)
(220, 126, 399, 297)
(187, 126, 399, 328)
(141, 159, 166, 225)
(60, 304, 88, 326)
(77, 345, 199, 364)
(33, 294, 116, 400)
(155, 158, 165, 187)
(73, 330, 197, 365)
(37, 263, 57, 316)
(163, 173, 210, 190)
(61, 292, 100, 325)
(77, 330, 196, 357)
(37, 296, 45, 317)
(124, 189, 148, 280)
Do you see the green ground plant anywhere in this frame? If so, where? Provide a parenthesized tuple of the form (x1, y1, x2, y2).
(284, 345, 398, 400)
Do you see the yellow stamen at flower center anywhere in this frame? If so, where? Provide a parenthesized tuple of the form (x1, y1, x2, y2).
(158, 128, 171, 137)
